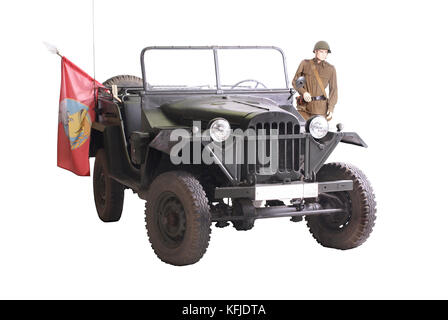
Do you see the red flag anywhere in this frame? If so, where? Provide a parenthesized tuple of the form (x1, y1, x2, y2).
(57, 57, 103, 176)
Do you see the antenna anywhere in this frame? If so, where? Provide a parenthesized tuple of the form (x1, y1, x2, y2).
(92, 0, 97, 81)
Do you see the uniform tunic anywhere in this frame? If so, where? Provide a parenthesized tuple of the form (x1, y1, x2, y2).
(292, 58, 338, 116)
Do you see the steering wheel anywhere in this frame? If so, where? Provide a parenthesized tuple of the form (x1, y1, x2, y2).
(230, 79, 268, 90)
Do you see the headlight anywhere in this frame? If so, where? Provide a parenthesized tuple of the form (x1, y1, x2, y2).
(306, 116, 329, 139)
(209, 118, 231, 142)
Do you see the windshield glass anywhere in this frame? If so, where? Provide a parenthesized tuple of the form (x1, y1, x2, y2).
(144, 49, 217, 90)
(218, 49, 286, 90)
(142, 47, 288, 91)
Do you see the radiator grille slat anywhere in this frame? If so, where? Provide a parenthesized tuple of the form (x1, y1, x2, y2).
(246, 121, 306, 179)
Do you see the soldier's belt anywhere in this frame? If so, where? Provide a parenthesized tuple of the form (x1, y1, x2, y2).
(311, 95, 327, 101)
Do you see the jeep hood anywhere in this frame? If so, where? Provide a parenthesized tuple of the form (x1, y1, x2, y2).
(160, 95, 291, 127)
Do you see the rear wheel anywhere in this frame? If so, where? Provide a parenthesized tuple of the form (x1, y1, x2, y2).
(232, 219, 255, 231)
(306, 162, 376, 249)
(93, 149, 125, 222)
(231, 199, 255, 231)
(145, 171, 212, 266)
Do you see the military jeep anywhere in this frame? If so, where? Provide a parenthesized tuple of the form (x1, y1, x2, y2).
(90, 46, 376, 266)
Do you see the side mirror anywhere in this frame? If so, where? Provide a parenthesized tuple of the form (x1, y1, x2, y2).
(295, 76, 306, 89)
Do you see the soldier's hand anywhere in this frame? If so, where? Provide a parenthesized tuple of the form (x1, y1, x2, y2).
(303, 92, 312, 103)
(326, 111, 333, 121)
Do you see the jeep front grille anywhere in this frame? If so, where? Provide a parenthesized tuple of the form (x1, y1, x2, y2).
(245, 121, 307, 180)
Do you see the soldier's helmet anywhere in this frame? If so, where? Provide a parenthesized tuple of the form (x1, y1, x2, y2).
(313, 41, 331, 53)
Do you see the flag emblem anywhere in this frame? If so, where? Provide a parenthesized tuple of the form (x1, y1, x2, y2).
(59, 98, 92, 150)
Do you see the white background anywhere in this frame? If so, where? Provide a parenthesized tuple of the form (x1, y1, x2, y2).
(1, 0, 447, 299)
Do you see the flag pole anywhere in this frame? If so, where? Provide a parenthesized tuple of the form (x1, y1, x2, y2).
(43, 41, 63, 58)
(91, 0, 100, 109)
(91, 0, 97, 81)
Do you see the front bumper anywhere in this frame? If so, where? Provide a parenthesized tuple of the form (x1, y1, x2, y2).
(215, 179, 353, 201)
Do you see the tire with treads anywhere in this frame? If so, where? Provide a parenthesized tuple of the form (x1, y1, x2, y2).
(231, 199, 255, 231)
(102, 75, 142, 93)
(232, 219, 255, 231)
(93, 149, 125, 222)
(145, 171, 212, 266)
(306, 162, 376, 249)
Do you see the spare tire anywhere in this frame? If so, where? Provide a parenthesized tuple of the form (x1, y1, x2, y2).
(103, 75, 143, 94)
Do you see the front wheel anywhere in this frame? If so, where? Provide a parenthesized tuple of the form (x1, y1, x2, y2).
(145, 171, 212, 266)
(306, 162, 376, 249)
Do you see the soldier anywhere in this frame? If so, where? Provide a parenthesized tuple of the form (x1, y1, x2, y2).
(292, 41, 338, 121)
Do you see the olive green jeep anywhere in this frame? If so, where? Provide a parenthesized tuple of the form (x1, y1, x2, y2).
(90, 46, 376, 266)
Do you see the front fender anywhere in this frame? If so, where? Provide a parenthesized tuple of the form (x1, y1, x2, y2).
(341, 132, 368, 148)
(309, 131, 367, 179)
(308, 132, 343, 177)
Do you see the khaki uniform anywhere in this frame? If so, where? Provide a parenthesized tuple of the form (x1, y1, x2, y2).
(292, 58, 338, 120)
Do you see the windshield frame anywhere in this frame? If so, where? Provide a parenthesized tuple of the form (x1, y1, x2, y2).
(140, 46, 290, 93)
